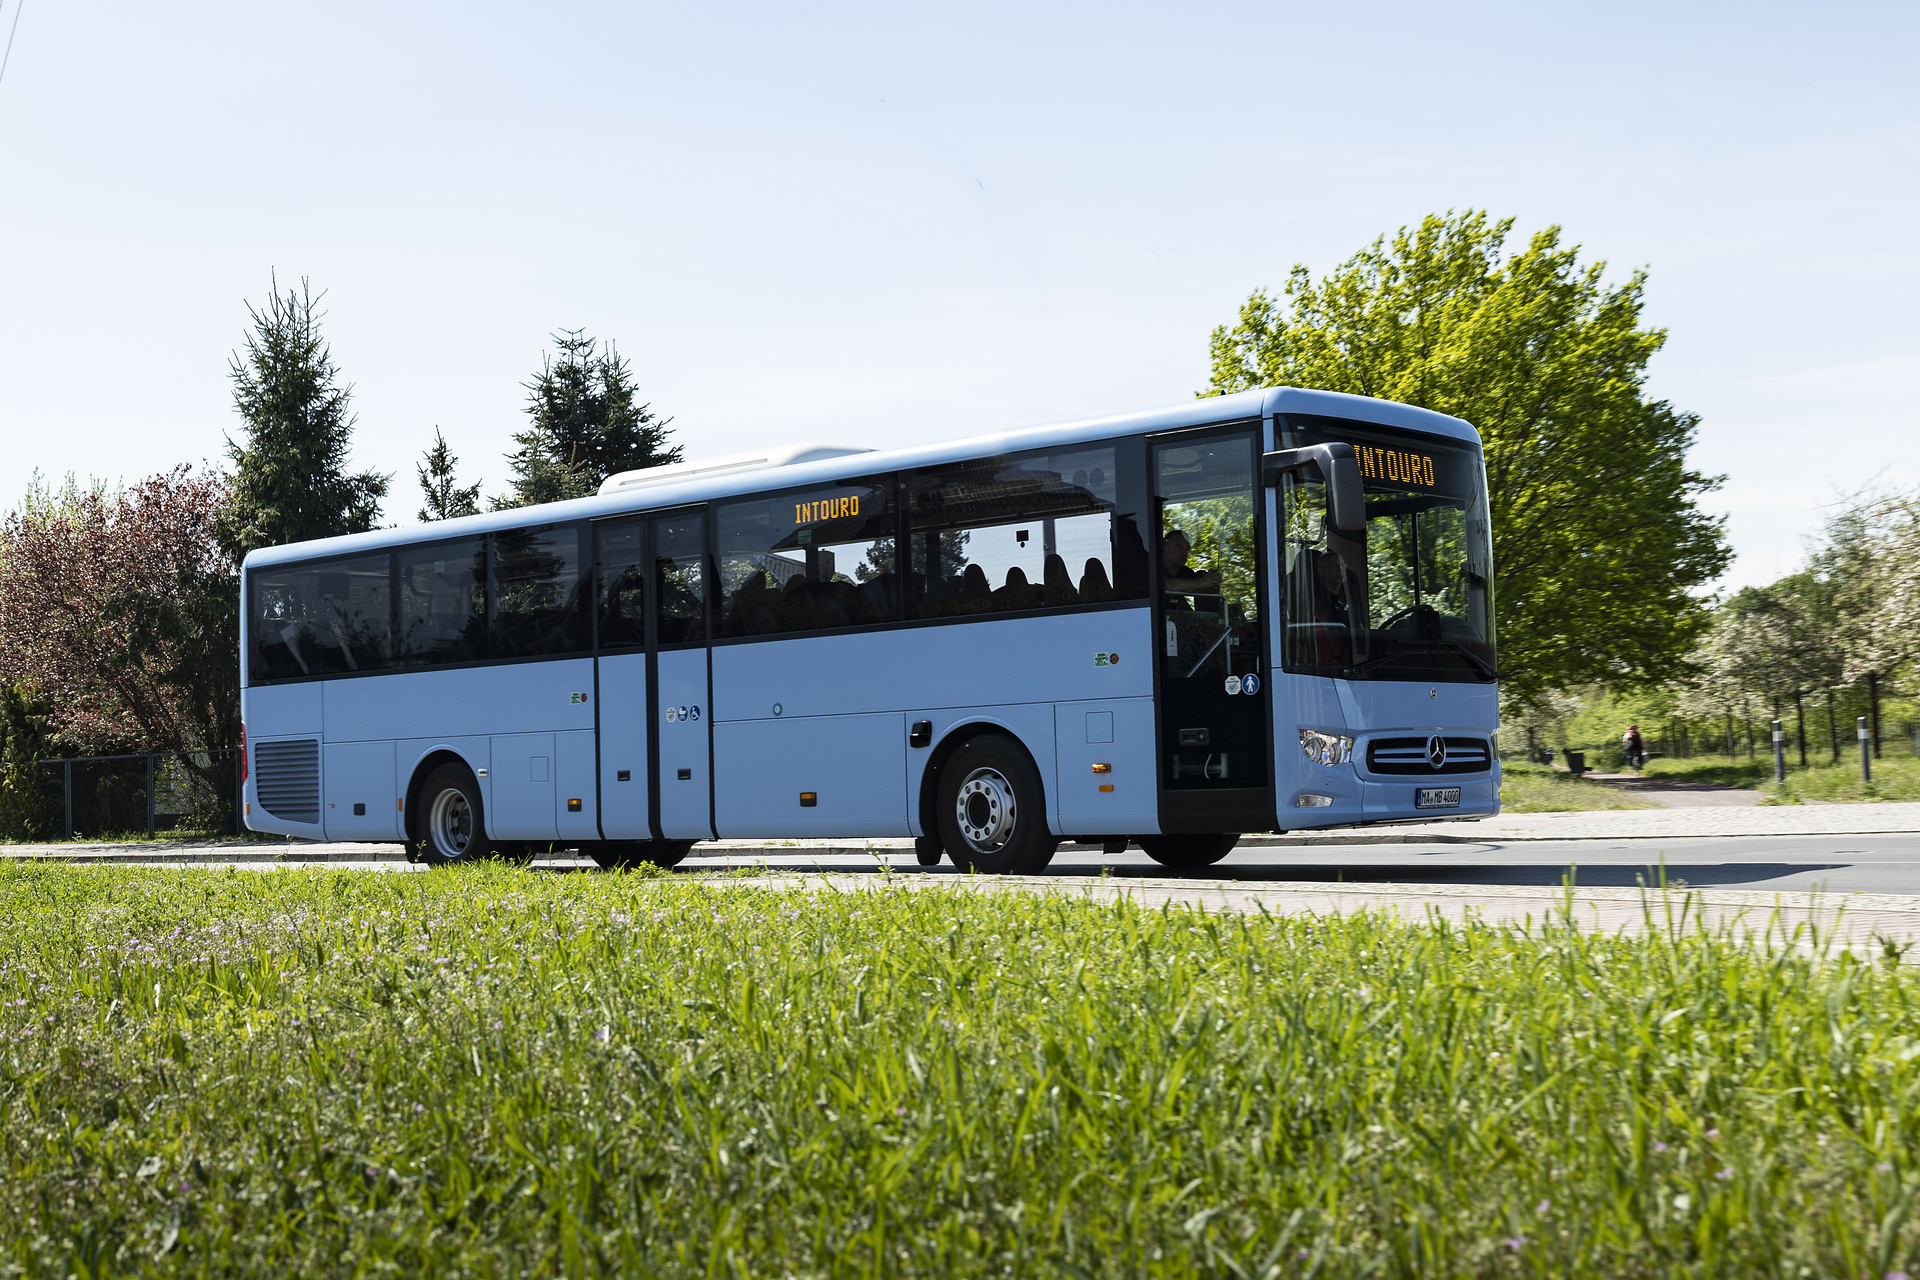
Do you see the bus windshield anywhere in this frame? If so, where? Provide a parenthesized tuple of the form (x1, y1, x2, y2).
(1277, 414, 1495, 683)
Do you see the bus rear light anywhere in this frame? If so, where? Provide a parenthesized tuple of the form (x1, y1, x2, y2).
(240, 723, 248, 782)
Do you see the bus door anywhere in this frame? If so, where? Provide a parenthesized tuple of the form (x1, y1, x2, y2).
(1150, 427, 1274, 833)
(650, 510, 714, 840)
(593, 518, 650, 839)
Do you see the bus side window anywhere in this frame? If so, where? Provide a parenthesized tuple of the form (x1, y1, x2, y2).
(714, 483, 896, 638)
(247, 553, 390, 683)
(396, 539, 487, 667)
(907, 446, 1124, 619)
(492, 524, 588, 659)
(595, 520, 646, 649)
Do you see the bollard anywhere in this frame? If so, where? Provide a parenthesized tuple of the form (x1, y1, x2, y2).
(1772, 719, 1787, 784)
(1860, 716, 1872, 786)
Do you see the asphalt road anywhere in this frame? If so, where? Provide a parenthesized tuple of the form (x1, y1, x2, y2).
(691, 834, 1920, 896)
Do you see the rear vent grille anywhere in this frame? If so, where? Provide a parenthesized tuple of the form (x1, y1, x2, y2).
(255, 738, 320, 823)
(1366, 736, 1492, 776)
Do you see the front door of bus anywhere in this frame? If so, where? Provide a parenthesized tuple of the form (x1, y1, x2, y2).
(1151, 428, 1273, 832)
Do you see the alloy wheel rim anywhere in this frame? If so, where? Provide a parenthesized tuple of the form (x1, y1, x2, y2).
(955, 768, 1017, 854)
(428, 788, 473, 860)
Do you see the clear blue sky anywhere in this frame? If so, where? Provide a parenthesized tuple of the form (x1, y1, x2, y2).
(0, 0, 1913, 588)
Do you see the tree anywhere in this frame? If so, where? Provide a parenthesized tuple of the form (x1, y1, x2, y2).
(0, 468, 238, 755)
(498, 330, 679, 508)
(1206, 211, 1731, 706)
(417, 427, 482, 522)
(220, 276, 389, 556)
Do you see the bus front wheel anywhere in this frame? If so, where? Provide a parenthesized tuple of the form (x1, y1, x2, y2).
(589, 840, 694, 870)
(412, 763, 500, 866)
(1137, 833, 1239, 869)
(937, 735, 1058, 875)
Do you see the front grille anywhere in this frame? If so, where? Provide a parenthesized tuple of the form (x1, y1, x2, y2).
(255, 738, 320, 823)
(1366, 735, 1492, 776)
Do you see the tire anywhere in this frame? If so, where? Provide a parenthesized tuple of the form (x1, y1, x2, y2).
(936, 734, 1058, 875)
(411, 763, 499, 866)
(1137, 833, 1239, 869)
(589, 840, 694, 870)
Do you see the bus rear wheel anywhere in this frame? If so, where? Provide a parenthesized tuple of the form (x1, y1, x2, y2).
(937, 734, 1058, 875)
(589, 840, 694, 871)
(412, 763, 499, 867)
(1137, 833, 1239, 869)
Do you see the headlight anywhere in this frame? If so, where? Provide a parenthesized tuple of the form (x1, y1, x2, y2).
(1299, 728, 1354, 766)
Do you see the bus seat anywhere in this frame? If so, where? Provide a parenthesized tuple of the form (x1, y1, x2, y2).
(1043, 554, 1077, 604)
(1079, 558, 1111, 601)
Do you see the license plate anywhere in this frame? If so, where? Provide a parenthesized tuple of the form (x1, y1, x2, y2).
(1416, 786, 1461, 810)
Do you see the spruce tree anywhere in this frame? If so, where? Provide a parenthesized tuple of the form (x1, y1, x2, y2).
(220, 277, 389, 556)
(498, 330, 679, 508)
(417, 427, 482, 522)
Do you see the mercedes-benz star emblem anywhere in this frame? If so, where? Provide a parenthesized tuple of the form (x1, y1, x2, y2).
(1426, 735, 1448, 771)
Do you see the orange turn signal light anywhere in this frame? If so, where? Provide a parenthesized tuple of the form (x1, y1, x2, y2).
(1098, 784, 1114, 792)
(1091, 763, 1111, 773)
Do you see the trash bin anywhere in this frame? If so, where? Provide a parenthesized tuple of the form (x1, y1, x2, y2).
(1564, 750, 1586, 776)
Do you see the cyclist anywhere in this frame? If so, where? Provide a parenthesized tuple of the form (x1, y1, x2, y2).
(1622, 724, 1648, 772)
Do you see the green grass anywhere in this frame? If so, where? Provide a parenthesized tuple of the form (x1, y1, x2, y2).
(4, 867, 1918, 1275)
(1498, 761, 1659, 812)
(1641, 755, 1920, 804)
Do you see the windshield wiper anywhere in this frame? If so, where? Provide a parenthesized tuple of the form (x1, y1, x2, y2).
(1345, 640, 1498, 681)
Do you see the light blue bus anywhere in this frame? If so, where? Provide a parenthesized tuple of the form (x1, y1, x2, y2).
(240, 387, 1497, 872)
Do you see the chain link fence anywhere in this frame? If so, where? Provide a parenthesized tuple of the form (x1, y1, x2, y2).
(33, 750, 244, 841)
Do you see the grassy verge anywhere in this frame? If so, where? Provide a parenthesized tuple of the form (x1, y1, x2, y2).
(0, 830, 292, 847)
(8, 866, 1917, 1275)
(1498, 760, 1659, 812)
(1642, 755, 1920, 803)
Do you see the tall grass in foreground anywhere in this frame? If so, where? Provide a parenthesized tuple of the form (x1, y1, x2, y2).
(1, 866, 1918, 1277)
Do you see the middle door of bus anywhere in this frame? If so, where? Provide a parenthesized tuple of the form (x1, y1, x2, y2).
(594, 509, 713, 842)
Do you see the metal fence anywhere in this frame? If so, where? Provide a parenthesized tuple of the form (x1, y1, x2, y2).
(34, 749, 244, 841)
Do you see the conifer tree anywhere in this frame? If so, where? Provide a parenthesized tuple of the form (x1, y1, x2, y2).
(498, 331, 679, 508)
(219, 276, 389, 555)
(417, 427, 482, 522)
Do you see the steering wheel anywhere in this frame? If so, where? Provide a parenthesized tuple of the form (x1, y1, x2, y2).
(1377, 604, 1423, 631)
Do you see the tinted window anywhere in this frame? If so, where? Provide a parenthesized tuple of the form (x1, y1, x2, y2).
(249, 554, 390, 681)
(492, 524, 587, 658)
(397, 539, 486, 666)
(654, 512, 707, 646)
(596, 520, 645, 650)
(716, 481, 897, 636)
(906, 446, 1140, 618)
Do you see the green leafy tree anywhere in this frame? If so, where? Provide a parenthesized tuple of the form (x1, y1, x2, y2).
(0, 685, 60, 840)
(498, 330, 679, 508)
(417, 428, 482, 522)
(220, 276, 389, 556)
(1206, 211, 1731, 705)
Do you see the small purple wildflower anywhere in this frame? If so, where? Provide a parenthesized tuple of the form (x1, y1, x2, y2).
(1506, 1237, 1529, 1251)
(1715, 1169, 1733, 1180)
(1705, 1128, 1720, 1139)
(1536, 1200, 1551, 1215)
(1653, 1142, 1669, 1152)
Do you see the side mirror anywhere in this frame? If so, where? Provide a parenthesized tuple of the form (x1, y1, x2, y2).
(1261, 443, 1365, 533)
